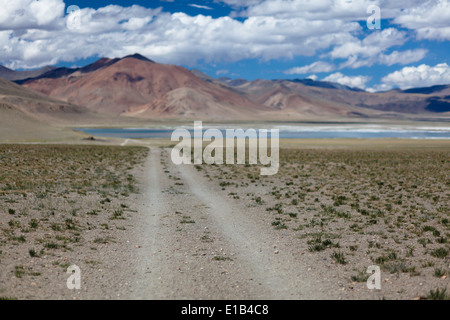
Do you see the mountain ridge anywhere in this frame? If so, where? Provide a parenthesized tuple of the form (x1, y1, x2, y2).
(7, 54, 450, 120)
(19, 54, 271, 120)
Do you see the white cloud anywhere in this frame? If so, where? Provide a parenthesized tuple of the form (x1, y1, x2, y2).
(366, 83, 393, 93)
(228, 0, 433, 21)
(284, 61, 334, 74)
(394, 0, 450, 40)
(380, 63, 450, 90)
(331, 28, 406, 59)
(306, 74, 318, 80)
(330, 28, 426, 69)
(323, 72, 371, 89)
(217, 0, 262, 8)
(0, 0, 65, 31)
(0, 1, 361, 69)
(188, 4, 213, 10)
(378, 49, 428, 66)
(239, 0, 376, 20)
(216, 69, 229, 75)
(0, 0, 443, 72)
(0, 4, 163, 69)
(121, 16, 153, 31)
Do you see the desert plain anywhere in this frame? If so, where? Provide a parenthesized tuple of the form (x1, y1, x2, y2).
(0, 126, 448, 300)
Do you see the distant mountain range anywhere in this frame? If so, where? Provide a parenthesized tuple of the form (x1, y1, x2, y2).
(0, 65, 57, 81)
(1, 53, 449, 122)
(0, 76, 97, 141)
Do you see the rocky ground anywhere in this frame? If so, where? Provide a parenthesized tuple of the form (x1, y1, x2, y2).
(0, 143, 449, 300)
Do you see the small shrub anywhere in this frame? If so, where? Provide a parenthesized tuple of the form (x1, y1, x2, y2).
(431, 248, 448, 259)
(331, 251, 347, 264)
(427, 288, 450, 300)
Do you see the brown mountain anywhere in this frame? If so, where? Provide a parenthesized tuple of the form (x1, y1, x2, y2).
(228, 79, 382, 119)
(231, 79, 450, 119)
(20, 54, 270, 120)
(0, 77, 89, 121)
(0, 65, 57, 81)
(17, 54, 450, 121)
(0, 77, 119, 141)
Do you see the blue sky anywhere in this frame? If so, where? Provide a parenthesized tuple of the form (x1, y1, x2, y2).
(73, 1, 234, 17)
(1, 0, 449, 91)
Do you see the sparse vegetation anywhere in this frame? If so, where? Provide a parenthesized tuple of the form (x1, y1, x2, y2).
(213, 255, 233, 261)
(0, 144, 147, 298)
(196, 145, 450, 299)
(427, 288, 450, 300)
(331, 251, 347, 265)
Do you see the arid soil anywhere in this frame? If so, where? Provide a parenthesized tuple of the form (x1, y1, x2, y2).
(1, 143, 449, 300)
(191, 145, 450, 300)
(0, 145, 148, 299)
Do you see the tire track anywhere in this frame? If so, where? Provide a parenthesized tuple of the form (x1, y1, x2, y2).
(129, 147, 336, 299)
(169, 150, 335, 299)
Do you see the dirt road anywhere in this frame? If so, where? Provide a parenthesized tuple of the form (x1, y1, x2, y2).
(126, 147, 339, 299)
